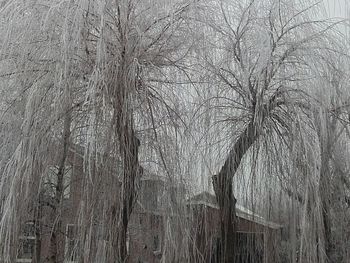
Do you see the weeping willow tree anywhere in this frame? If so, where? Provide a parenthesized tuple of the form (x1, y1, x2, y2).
(191, 0, 350, 262)
(0, 0, 194, 262)
(1, 0, 350, 262)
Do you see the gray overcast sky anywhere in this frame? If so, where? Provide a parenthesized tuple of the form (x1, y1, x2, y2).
(323, 0, 349, 19)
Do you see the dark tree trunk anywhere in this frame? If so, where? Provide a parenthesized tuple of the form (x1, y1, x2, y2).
(212, 174, 237, 263)
(212, 119, 258, 262)
(212, 96, 281, 262)
(115, 117, 143, 262)
(319, 150, 333, 263)
(319, 155, 333, 262)
(109, 43, 144, 261)
(315, 110, 335, 262)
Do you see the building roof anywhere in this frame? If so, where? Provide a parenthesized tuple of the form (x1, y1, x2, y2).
(140, 173, 167, 182)
(188, 191, 283, 229)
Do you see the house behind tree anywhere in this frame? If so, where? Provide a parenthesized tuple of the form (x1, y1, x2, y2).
(15, 149, 282, 263)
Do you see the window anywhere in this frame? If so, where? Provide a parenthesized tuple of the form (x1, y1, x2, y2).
(142, 181, 158, 210)
(96, 224, 106, 240)
(150, 215, 160, 228)
(157, 187, 166, 210)
(153, 234, 161, 253)
(126, 232, 130, 254)
(44, 165, 72, 199)
(17, 222, 35, 263)
(65, 224, 78, 263)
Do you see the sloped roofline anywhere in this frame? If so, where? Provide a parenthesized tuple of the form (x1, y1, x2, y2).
(188, 191, 283, 229)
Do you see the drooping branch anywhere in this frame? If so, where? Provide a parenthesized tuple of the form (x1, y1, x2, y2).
(47, 110, 72, 263)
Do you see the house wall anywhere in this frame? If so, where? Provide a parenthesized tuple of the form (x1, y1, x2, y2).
(189, 204, 280, 263)
(14, 147, 83, 263)
(128, 212, 163, 263)
(37, 150, 84, 263)
(127, 177, 189, 263)
(37, 160, 168, 263)
(126, 178, 166, 263)
(17, 152, 279, 263)
(188, 205, 219, 262)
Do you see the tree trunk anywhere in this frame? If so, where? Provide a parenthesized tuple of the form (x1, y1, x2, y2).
(319, 151, 333, 263)
(115, 117, 143, 262)
(212, 94, 282, 262)
(315, 110, 335, 262)
(212, 119, 258, 262)
(109, 41, 144, 261)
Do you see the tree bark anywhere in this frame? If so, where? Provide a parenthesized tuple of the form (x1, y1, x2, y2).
(114, 117, 143, 263)
(212, 119, 258, 262)
(212, 97, 281, 262)
(315, 110, 336, 262)
(319, 156, 333, 262)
